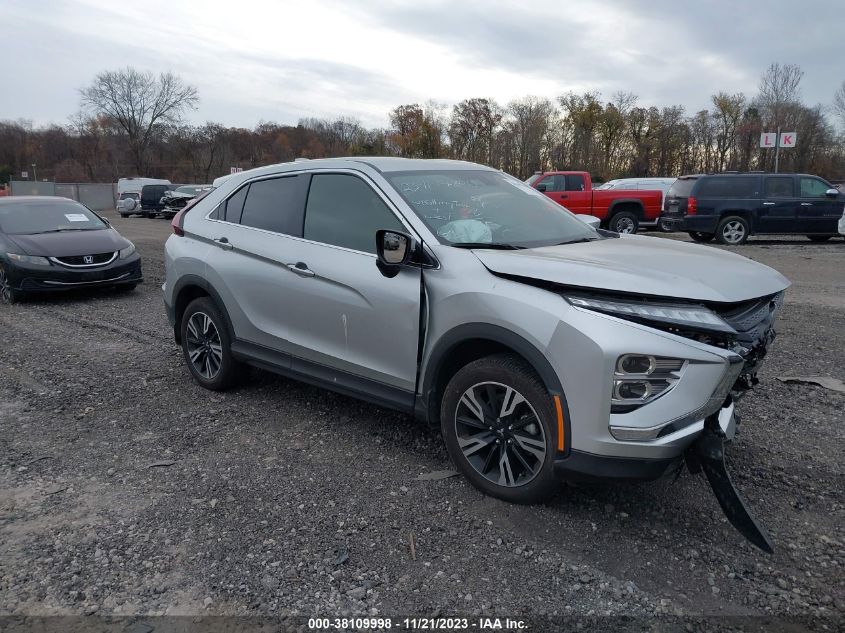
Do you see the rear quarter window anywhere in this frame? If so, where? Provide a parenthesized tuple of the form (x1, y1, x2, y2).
(696, 176, 757, 199)
(667, 178, 697, 198)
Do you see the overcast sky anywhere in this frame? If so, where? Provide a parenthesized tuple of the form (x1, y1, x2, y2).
(1, 0, 842, 129)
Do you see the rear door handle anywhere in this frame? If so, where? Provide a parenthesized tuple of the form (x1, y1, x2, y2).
(213, 237, 234, 250)
(286, 262, 315, 277)
(762, 202, 775, 206)
(800, 202, 812, 206)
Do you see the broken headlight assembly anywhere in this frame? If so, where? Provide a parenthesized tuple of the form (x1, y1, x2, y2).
(564, 294, 737, 336)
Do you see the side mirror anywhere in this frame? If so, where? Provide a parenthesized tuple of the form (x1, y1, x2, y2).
(536, 184, 547, 192)
(825, 188, 839, 197)
(376, 229, 415, 278)
(576, 214, 601, 229)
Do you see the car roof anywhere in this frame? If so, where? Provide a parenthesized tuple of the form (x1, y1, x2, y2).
(221, 157, 496, 183)
(0, 196, 79, 206)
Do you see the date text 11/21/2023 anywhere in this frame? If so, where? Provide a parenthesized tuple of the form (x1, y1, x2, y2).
(307, 617, 528, 630)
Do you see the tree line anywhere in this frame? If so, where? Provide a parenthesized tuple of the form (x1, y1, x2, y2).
(2, 63, 844, 186)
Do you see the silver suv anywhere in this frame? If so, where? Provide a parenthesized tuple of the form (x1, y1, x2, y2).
(164, 158, 789, 547)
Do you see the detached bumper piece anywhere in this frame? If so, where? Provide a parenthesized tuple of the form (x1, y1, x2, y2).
(687, 414, 774, 554)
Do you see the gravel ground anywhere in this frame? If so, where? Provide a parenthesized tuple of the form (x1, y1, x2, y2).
(1, 215, 843, 627)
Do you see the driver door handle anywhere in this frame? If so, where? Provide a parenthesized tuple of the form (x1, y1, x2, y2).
(213, 237, 234, 250)
(762, 202, 775, 206)
(287, 262, 315, 277)
(559, 194, 568, 199)
(800, 202, 812, 206)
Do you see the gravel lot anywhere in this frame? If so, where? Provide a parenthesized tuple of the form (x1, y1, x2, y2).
(1, 213, 843, 626)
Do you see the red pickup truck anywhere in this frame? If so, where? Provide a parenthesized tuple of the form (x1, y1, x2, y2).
(526, 171, 662, 233)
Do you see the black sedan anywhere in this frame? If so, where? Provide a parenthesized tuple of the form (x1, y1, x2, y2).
(0, 197, 142, 304)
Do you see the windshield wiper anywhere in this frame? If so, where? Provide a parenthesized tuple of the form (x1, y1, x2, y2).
(31, 228, 96, 234)
(554, 237, 600, 246)
(450, 242, 524, 250)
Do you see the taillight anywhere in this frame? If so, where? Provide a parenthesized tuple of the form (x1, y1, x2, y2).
(171, 210, 185, 236)
(687, 197, 697, 215)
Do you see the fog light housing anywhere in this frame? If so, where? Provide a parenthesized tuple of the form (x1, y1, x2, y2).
(617, 354, 656, 375)
(615, 380, 651, 400)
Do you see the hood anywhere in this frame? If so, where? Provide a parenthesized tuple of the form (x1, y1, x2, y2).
(8, 228, 130, 257)
(473, 234, 790, 303)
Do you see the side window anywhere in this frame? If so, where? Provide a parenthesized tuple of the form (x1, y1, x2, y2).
(799, 177, 830, 198)
(239, 176, 305, 235)
(764, 177, 794, 198)
(536, 175, 556, 191)
(222, 185, 249, 223)
(304, 174, 404, 254)
(566, 174, 586, 191)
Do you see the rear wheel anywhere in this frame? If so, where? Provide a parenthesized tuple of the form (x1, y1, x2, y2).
(180, 297, 240, 390)
(608, 211, 639, 234)
(0, 265, 22, 304)
(688, 231, 715, 243)
(716, 216, 749, 245)
(807, 235, 832, 242)
(440, 354, 560, 504)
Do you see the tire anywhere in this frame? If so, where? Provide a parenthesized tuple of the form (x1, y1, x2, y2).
(0, 265, 22, 304)
(440, 353, 560, 504)
(715, 215, 749, 245)
(608, 211, 638, 234)
(807, 235, 832, 242)
(180, 297, 241, 390)
(688, 231, 715, 243)
(119, 213, 129, 219)
(658, 218, 674, 232)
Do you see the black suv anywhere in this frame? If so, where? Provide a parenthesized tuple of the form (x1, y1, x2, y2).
(661, 173, 845, 244)
(140, 184, 176, 218)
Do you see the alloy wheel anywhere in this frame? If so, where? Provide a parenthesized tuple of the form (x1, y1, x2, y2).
(615, 217, 636, 233)
(0, 268, 12, 304)
(454, 381, 547, 488)
(721, 220, 746, 244)
(185, 311, 223, 379)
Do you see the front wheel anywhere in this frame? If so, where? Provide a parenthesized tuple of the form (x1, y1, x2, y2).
(440, 354, 560, 504)
(608, 211, 639, 234)
(807, 235, 832, 242)
(180, 297, 241, 390)
(716, 216, 750, 245)
(688, 231, 715, 243)
(0, 265, 22, 304)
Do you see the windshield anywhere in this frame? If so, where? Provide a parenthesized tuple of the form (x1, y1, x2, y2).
(386, 170, 598, 248)
(0, 200, 108, 235)
(595, 181, 618, 190)
(176, 186, 211, 195)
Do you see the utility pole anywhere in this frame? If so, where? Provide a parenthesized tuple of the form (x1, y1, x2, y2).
(774, 127, 781, 174)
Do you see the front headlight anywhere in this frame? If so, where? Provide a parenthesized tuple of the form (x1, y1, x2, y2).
(7, 253, 50, 266)
(119, 243, 136, 259)
(564, 294, 736, 335)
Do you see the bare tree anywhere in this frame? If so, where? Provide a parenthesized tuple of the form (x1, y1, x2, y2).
(833, 80, 845, 130)
(711, 92, 746, 170)
(757, 63, 803, 129)
(80, 67, 198, 174)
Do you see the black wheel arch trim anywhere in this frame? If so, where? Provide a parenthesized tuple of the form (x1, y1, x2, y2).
(169, 274, 236, 345)
(607, 199, 646, 220)
(418, 322, 571, 455)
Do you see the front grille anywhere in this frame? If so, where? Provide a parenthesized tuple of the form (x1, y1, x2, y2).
(52, 252, 117, 267)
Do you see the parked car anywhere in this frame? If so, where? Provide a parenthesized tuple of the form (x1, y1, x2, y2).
(0, 197, 142, 303)
(160, 185, 213, 219)
(839, 202, 845, 236)
(164, 158, 790, 551)
(117, 192, 141, 217)
(526, 171, 663, 233)
(595, 178, 678, 230)
(661, 172, 845, 244)
(117, 177, 170, 213)
(140, 184, 177, 218)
